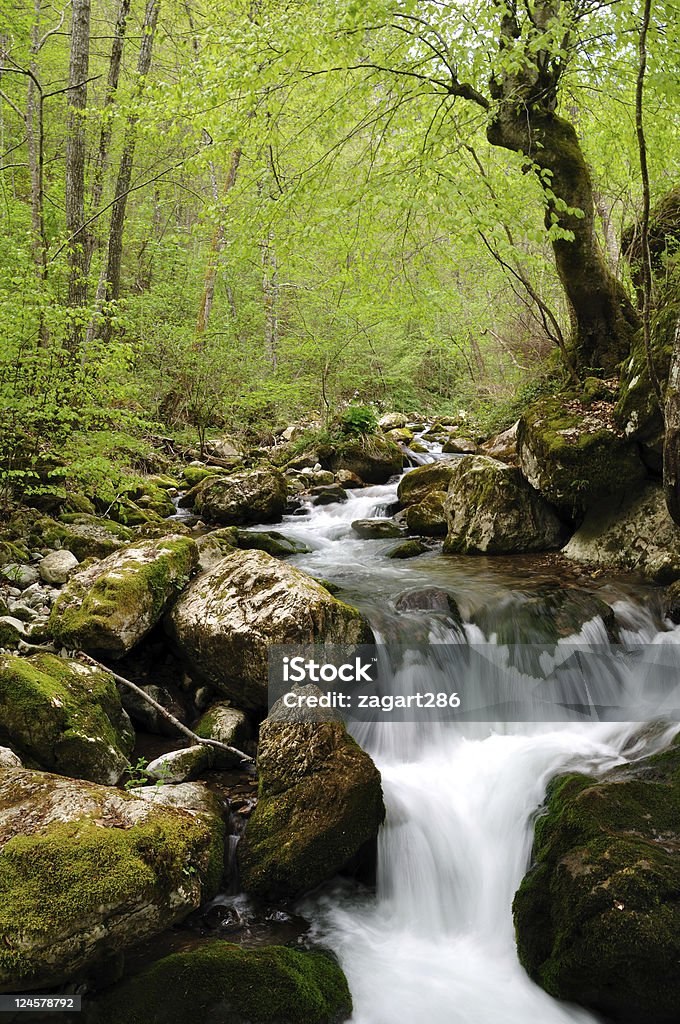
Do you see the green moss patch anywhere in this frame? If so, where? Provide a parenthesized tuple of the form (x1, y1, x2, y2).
(87, 942, 352, 1024)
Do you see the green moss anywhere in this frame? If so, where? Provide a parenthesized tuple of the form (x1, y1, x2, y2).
(0, 653, 133, 783)
(386, 540, 427, 559)
(0, 808, 222, 986)
(518, 395, 645, 518)
(513, 741, 680, 1023)
(239, 722, 383, 898)
(87, 942, 352, 1024)
(181, 467, 222, 488)
(50, 537, 197, 657)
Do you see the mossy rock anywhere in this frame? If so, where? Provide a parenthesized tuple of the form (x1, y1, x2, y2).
(168, 549, 373, 711)
(404, 492, 447, 537)
(43, 514, 134, 561)
(238, 719, 384, 899)
(0, 653, 133, 785)
(85, 942, 352, 1024)
(518, 395, 646, 519)
(472, 585, 618, 646)
(181, 466, 222, 489)
(443, 455, 566, 555)
(386, 539, 427, 559)
(513, 738, 680, 1023)
(234, 529, 311, 557)
(0, 619, 24, 650)
(563, 482, 680, 582)
(396, 460, 460, 507)
(50, 535, 198, 658)
(0, 767, 224, 991)
(319, 435, 403, 484)
(190, 467, 287, 526)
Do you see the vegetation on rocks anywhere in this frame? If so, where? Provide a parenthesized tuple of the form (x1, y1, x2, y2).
(50, 536, 198, 657)
(513, 738, 680, 1023)
(0, 654, 133, 785)
(86, 942, 352, 1024)
(238, 719, 384, 899)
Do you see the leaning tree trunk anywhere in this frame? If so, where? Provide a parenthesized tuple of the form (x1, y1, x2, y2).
(485, 0, 638, 374)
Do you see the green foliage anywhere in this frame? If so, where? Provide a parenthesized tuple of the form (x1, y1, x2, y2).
(338, 404, 378, 437)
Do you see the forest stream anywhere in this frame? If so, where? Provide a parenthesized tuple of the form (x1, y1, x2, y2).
(224, 440, 680, 1024)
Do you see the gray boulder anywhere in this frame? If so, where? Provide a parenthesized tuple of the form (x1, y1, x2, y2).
(443, 455, 565, 554)
(168, 549, 372, 711)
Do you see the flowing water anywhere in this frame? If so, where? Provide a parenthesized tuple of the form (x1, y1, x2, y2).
(248, 447, 679, 1024)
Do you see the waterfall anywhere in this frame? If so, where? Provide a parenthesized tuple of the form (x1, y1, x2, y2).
(245, 449, 679, 1024)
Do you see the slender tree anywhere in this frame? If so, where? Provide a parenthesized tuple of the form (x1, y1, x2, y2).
(65, 0, 91, 349)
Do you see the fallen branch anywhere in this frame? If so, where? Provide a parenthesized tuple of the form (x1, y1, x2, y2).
(77, 651, 254, 768)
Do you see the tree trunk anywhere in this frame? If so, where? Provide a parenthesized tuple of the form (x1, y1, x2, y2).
(664, 320, 680, 525)
(101, 0, 160, 333)
(84, 0, 131, 279)
(261, 231, 279, 369)
(195, 147, 242, 342)
(65, 0, 91, 350)
(486, 0, 638, 373)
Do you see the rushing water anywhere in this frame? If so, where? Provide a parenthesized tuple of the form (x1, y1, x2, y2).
(248, 447, 679, 1024)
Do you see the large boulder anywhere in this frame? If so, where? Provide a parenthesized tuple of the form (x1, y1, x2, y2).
(562, 483, 680, 582)
(189, 467, 287, 526)
(238, 715, 384, 899)
(397, 460, 460, 507)
(319, 436, 403, 484)
(0, 766, 224, 991)
(443, 456, 565, 555)
(85, 942, 352, 1024)
(0, 653, 133, 785)
(513, 737, 680, 1024)
(50, 536, 198, 658)
(517, 395, 646, 519)
(167, 549, 373, 711)
(481, 420, 519, 462)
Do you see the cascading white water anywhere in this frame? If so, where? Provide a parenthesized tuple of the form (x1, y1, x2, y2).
(248, 450, 680, 1024)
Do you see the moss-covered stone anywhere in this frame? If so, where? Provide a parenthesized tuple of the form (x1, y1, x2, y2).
(404, 492, 448, 536)
(50, 536, 198, 658)
(386, 539, 427, 559)
(351, 518, 407, 540)
(562, 482, 680, 582)
(443, 455, 566, 555)
(182, 466, 222, 489)
(397, 460, 460, 507)
(43, 514, 133, 560)
(190, 467, 287, 526)
(234, 529, 311, 557)
(518, 395, 646, 519)
(0, 766, 224, 991)
(0, 653, 134, 785)
(513, 738, 680, 1023)
(319, 435, 403, 484)
(167, 549, 373, 710)
(85, 942, 352, 1024)
(238, 719, 384, 899)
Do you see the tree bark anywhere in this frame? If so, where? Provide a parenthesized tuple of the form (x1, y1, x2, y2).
(65, 0, 91, 350)
(84, 0, 131, 278)
(664, 320, 680, 525)
(195, 147, 242, 342)
(100, 0, 160, 334)
(486, 0, 638, 373)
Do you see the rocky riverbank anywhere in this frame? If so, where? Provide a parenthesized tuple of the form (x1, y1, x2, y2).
(0, 393, 679, 1022)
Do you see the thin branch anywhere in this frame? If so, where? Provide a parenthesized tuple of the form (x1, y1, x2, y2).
(0, 88, 25, 122)
(78, 652, 254, 767)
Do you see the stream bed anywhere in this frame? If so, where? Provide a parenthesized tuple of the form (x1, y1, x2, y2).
(242, 451, 679, 1024)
